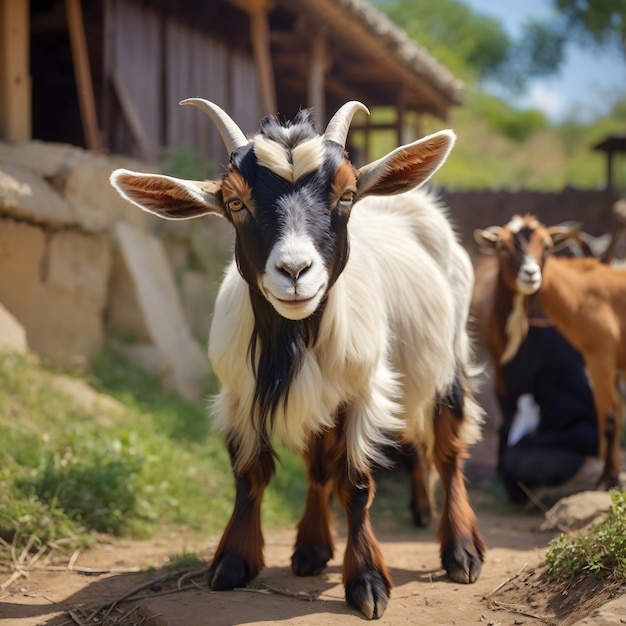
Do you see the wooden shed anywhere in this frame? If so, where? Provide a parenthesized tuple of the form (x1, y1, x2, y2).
(1, 0, 464, 165)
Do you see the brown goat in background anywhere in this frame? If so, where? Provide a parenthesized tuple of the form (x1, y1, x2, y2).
(475, 214, 626, 490)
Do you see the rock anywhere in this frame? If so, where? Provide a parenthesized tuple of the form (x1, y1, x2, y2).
(49, 375, 125, 422)
(180, 270, 214, 338)
(108, 222, 207, 401)
(0, 301, 28, 353)
(540, 491, 613, 532)
(106, 252, 152, 343)
(0, 162, 74, 226)
(188, 218, 234, 273)
(0, 218, 111, 365)
(0, 140, 82, 178)
(111, 341, 175, 389)
(60, 152, 159, 233)
(162, 236, 190, 274)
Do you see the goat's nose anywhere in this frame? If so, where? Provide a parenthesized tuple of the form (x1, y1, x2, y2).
(521, 266, 539, 280)
(277, 260, 312, 281)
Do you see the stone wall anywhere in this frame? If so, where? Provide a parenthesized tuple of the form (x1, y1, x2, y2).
(0, 140, 233, 401)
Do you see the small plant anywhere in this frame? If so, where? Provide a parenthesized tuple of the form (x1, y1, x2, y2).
(165, 549, 206, 570)
(545, 490, 626, 582)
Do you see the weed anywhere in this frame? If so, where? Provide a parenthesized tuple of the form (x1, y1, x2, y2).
(545, 490, 626, 583)
(165, 550, 206, 570)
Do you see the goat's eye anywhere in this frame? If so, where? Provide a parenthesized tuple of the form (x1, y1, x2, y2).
(227, 199, 244, 212)
(339, 190, 355, 205)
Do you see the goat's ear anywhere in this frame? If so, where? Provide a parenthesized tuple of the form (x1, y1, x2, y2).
(110, 169, 226, 220)
(548, 222, 582, 247)
(473, 227, 503, 252)
(355, 130, 455, 199)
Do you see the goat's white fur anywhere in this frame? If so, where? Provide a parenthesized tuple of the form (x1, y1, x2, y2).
(262, 229, 329, 320)
(253, 135, 324, 183)
(209, 188, 483, 474)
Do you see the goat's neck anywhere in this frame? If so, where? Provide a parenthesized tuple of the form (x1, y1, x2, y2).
(247, 288, 325, 444)
(537, 257, 579, 329)
(491, 271, 529, 365)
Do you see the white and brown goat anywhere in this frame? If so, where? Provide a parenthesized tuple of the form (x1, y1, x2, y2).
(475, 214, 626, 490)
(111, 100, 485, 619)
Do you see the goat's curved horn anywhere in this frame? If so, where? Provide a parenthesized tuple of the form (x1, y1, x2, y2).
(324, 101, 370, 147)
(180, 98, 248, 156)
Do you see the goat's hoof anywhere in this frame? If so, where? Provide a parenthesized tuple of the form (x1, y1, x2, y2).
(291, 544, 332, 576)
(441, 535, 484, 584)
(207, 549, 252, 590)
(345, 569, 390, 620)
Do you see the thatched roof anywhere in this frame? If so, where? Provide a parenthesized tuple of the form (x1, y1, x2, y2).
(279, 0, 464, 119)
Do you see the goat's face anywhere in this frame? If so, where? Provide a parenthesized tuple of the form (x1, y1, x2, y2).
(474, 215, 581, 295)
(221, 115, 354, 320)
(111, 100, 455, 320)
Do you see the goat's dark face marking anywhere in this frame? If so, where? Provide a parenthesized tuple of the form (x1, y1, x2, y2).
(221, 115, 355, 321)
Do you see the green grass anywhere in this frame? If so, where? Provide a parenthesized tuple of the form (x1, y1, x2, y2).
(545, 490, 626, 583)
(0, 349, 307, 563)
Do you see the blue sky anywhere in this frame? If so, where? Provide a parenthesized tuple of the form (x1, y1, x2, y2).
(461, 0, 626, 122)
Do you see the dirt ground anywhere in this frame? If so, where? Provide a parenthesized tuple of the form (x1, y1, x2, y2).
(3, 453, 626, 626)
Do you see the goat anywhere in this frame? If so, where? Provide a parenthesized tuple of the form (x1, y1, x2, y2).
(110, 100, 485, 619)
(472, 235, 599, 501)
(475, 214, 626, 490)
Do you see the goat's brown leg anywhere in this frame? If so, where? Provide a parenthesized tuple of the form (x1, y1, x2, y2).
(403, 441, 432, 527)
(335, 463, 391, 620)
(433, 404, 485, 584)
(315, 411, 390, 620)
(596, 388, 622, 490)
(291, 430, 335, 576)
(207, 441, 275, 590)
(585, 355, 621, 489)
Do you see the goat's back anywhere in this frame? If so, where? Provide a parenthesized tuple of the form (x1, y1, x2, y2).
(340, 189, 479, 447)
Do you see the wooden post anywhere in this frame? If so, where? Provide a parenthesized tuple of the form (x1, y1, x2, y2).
(250, 9, 276, 114)
(606, 150, 614, 191)
(396, 85, 405, 146)
(0, 0, 31, 141)
(65, 0, 101, 151)
(308, 31, 325, 128)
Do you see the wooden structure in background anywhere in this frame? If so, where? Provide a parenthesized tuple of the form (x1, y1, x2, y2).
(65, 0, 101, 151)
(593, 135, 626, 191)
(0, 0, 31, 141)
(1, 0, 464, 164)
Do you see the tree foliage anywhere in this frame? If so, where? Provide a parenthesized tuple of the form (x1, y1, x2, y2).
(373, 0, 511, 83)
(553, 0, 626, 55)
(373, 0, 567, 92)
(519, 1, 626, 79)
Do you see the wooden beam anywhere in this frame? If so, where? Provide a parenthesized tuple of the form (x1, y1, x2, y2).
(396, 85, 405, 146)
(228, 0, 275, 12)
(250, 9, 276, 114)
(65, 0, 101, 151)
(308, 31, 326, 127)
(110, 70, 153, 161)
(606, 151, 614, 191)
(0, 0, 31, 141)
